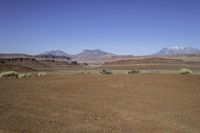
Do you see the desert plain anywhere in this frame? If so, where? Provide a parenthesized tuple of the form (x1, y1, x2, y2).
(0, 73, 200, 133)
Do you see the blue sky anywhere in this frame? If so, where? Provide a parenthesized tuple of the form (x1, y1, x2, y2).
(0, 0, 200, 55)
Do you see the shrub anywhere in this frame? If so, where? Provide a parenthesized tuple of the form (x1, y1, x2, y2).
(18, 73, 25, 78)
(26, 73, 32, 78)
(180, 68, 192, 75)
(127, 69, 139, 74)
(71, 61, 78, 65)
(100, 69, 112, 75)
(18, 73, 32, 78)
(83, 63, 88, 66)
(37, 72, 46, 77)
(0, 71, 19, 78)
(0, 71, 32, 78)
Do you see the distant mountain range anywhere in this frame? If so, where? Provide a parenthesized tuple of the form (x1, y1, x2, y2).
(39, 46, 200, 58)
(1, 47, 200, 64)
(39, 49, 114, 58)
(38, 47, 200, 63)
(1, 47, 200, 58)
(153, 47, 200, 56)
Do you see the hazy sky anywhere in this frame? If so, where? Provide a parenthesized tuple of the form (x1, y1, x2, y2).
(0, 0, 200, 55)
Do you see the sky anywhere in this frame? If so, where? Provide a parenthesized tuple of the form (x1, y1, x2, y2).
(0, 0, 200, 55)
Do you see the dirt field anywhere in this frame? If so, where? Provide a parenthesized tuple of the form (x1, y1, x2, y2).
(103, 58, 200, 72)
(0, 74, 200, 132)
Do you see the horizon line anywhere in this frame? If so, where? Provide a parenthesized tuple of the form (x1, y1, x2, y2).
(0, 46, 200, 57)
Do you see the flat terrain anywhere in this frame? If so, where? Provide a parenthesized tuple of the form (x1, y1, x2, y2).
(0, 74, 200, 132)
(104, 58, 200, 72)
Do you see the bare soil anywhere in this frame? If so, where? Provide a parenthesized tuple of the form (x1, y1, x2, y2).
(104, 58, 200, 71)
(0, 74, 200, 132)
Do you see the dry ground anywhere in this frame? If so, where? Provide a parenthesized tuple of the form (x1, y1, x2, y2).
(0, 74, 200, 133)
(103, 58, 200, 73)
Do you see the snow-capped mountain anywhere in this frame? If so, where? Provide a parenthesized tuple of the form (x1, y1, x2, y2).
(154, 47, 200, 56)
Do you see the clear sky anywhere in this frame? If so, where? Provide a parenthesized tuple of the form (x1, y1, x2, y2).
(0, 0, 200, 55)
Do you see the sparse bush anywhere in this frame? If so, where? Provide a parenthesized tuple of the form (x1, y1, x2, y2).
(26, 73, 32, 77)
(0, 71, 19, 78)
(18, 73, 32, 78)
(83, 63, 88, 66)
(37, 72, 46, 77)
(71, 61, 78, 65)
(0, 71, 32, 78)
(180, 68, 192, 75)
(127, 69, 139, 74)
(0, 60, 5, 64)
(100, 69, 112, 75)
(18, 73, 25, 78)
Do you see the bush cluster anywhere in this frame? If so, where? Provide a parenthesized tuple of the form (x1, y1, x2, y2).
(180, 68, 192, 75)
(0, 71, 19, 78)
(0, 71, 32, 78)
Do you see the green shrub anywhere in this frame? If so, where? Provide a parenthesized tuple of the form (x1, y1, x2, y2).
(100, 69, 112, 75)
(0, 71, 19, 78)
(127, 69, 139, 74)
(180, 68, 192, 75)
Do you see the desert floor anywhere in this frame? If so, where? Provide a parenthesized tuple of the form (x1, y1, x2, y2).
(0, 74, 200, 132)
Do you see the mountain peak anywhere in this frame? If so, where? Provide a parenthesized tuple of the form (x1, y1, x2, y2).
(154, 47, 200, 56)
(41, 50, 69, 57)
(78, 49, 114, 57)
(169, 46, 184, 50)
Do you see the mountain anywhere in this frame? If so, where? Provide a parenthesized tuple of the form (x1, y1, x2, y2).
(72, 49, 115, 64)
(154, 47, 200, 56)
(75, 49, 114, 57)
(40, 50, 69, 57)
(35, 50, 71, 62)
(0, 53, 33, 58)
